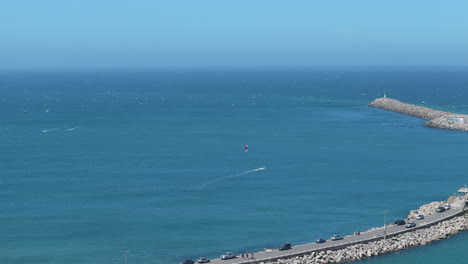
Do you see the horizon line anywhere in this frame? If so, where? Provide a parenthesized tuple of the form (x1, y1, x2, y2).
(1, 64, 468, 72)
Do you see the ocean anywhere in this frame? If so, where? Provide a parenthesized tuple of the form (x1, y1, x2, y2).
(0, 67, 467, 264)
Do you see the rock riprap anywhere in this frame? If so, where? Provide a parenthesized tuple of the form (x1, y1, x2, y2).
(260, 215, 467, 264)
(369, 97, 468, 132)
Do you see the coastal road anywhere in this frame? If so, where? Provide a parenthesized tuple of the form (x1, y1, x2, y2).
(206, 207, 464, 264)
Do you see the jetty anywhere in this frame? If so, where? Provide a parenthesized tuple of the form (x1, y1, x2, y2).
(369, 97, 468, 131)
(204, 192, 467, 264)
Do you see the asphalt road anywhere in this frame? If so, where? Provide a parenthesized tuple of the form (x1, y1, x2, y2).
(203, 207, 464, 264)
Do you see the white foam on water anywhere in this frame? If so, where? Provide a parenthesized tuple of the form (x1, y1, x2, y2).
(200, 167, 267, 188)
(66, 126, 80, 131)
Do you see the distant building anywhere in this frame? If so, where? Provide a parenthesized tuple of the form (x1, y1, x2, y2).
(459, 185, 468, 195)
(447, 117, 464, 124)
(458, 185, 468, 208)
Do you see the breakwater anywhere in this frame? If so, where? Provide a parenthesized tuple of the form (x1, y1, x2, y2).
(264, 216, 466, 264)
(209, 194, 467, 264)
(368, 97, 468, 131)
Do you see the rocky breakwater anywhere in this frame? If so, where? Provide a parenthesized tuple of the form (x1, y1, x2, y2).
(258, 200, 467, 264)
(407, 201, 447, 220)
(264, 217, 466, 264)
(407, 195, 468, 220)
(369, 97, 468, 132)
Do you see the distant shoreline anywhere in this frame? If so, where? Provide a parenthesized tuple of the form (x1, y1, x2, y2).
(369, 97, 468, 132)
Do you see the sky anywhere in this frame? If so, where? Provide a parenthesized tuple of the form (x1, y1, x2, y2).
(1, 0, 467, 69)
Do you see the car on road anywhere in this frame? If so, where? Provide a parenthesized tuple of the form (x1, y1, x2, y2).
(316, 238, 326, 243)
(436, 206, 446, 213)
(279, 242, 292, 251)
(220, 252, 236, 260)
(416, 214, 425, 220)
(444, 204, 451, 210)
(331, 235, 344, 241)
(405, 222, 416, 228)
(197, 257, 210, 263)
(394, 220, 406, 225)
(180, 260, 195, 264)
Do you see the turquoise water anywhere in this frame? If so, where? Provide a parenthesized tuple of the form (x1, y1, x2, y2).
(0, 68, 467, 264)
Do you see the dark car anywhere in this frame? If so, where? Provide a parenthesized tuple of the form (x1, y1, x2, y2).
(279, 242, 292, 251)
(315, 238, 326, 243)
(180, 260, 195, 264)
(394, 220, 406, 225)
(436, 206, 446, 212)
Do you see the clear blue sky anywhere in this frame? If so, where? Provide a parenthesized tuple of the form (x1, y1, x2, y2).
(1, 0, 467, 69)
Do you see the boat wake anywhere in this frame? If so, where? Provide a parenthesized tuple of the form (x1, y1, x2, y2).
(66, 126, 80, 131)
(42, 128, 59, 133)
(200, 167, 267, 188)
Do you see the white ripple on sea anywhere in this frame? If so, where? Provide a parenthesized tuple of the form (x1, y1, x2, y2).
(66, 126, 80, 131)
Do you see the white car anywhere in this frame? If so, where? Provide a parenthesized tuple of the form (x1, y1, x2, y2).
(444, 204, 451, 210)
(220, 252, 235, 260)
(330, 235, 344, 241)
(197, 257, 210, 263)
(416, 214, 425, 220)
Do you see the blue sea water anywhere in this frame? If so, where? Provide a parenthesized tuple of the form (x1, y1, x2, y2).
(0, 68, 467, 264)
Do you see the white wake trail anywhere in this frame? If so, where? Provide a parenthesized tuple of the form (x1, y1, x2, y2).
(201, 167, 267, 188)
(42, 128, 59, 133)
(66, 126, 80, 131)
